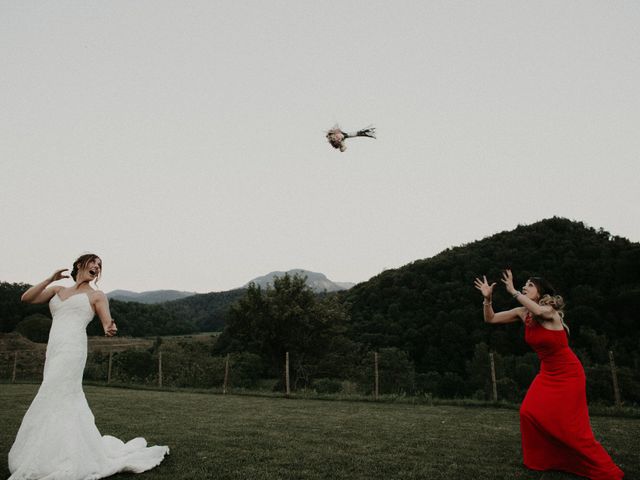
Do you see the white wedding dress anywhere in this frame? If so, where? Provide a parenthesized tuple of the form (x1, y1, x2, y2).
(8, 293, 169, 480)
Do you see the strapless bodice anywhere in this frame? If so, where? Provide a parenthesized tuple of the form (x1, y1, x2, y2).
(524, 316, 581, 375)
(47, 293, 95, 352)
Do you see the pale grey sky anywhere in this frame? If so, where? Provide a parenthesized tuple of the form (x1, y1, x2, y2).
(1, 1, 639, 293)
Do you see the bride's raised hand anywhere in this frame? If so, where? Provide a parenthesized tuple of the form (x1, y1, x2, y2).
(474, 275, 496, 299)
(48, 269, 70, 283)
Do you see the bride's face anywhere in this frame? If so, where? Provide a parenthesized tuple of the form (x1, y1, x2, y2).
(79, 258, 102, 282)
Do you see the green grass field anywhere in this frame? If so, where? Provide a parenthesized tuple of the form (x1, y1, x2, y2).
(2, 384, 638, 480)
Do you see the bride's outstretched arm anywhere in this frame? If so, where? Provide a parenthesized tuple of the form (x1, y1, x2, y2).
(94, 291, 118, 337)
(21, 269, 68, 304)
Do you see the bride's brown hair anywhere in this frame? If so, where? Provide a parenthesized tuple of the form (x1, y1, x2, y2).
(71, 254, 101, 284)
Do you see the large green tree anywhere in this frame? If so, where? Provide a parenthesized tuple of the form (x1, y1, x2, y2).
(214, 273, 360, 387)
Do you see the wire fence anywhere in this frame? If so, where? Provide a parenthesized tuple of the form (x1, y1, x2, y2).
(2, 346, 637, 408)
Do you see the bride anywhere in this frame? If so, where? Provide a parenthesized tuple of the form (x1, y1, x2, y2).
(9, 254, 169, 480)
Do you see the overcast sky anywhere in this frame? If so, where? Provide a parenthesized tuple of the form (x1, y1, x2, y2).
(1, 1, 639, 293)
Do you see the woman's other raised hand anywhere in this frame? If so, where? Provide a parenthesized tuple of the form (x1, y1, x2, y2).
(48, 269, 70, 283)
(501, 269, 518, 296)
(474, 275, 496, 299)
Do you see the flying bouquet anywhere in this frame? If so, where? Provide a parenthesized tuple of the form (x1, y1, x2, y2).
(326, 125, 376, 152)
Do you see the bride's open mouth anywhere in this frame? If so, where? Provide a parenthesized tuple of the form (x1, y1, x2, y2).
(89, 269, 97, 277)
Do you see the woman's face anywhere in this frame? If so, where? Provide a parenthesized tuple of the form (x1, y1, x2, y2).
(522, 279, 540, 302)
(80, 257, 102, 282)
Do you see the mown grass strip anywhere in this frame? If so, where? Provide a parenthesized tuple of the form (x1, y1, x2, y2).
(1, 384, 638, 479)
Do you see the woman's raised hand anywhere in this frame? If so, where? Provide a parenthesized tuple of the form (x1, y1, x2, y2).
(501, 269, 517, 295)
(48, 269, 70, 283)
(474, 275, 496, 299)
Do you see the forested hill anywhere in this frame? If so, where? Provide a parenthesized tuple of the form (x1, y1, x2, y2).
(159, 289, 246, 332)
(2, 217, 639, 362)
(107, 289, 197, 304)
(343, 217, 640, 375)
(0, 284, 245, 337)
(90, 288, 245, 336)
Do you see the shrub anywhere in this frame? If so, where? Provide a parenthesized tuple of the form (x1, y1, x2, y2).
(229, 352, 264, 388)
(496, 377, 520, 402)
(14, 314, 51, 343)
(377, 347, 416, 394)
(440, 371, 466, 398)
(113, 350, 155, 382)
(415, 371, 441, 396)
(341, 380, 359, 395)
(84, 351, 108, 381)
(313, 378, 342, 394)
(161, 350, 225, 388)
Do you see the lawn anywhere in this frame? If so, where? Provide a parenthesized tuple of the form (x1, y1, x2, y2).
(1, 384, 638, 479)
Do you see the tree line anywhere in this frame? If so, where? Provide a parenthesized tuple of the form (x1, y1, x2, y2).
(339, 217, 640, 401)
(0, 284, 243, 338)
(2, 217, 639, 402)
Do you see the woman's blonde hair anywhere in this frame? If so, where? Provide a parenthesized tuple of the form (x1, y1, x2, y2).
(530, 278, 570, 335)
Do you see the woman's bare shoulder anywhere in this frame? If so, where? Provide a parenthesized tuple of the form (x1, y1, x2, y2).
(542, 311, 565, 331)
(47, 285, 65, 298)
(86, 289, 106, 303)
(89, 289, 106, 298)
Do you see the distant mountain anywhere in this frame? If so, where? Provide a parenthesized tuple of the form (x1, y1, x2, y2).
(107, 289, 197, 304)
(245, 269, 355, 293)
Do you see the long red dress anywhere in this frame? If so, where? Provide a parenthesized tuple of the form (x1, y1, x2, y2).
(520, 314, 624, 479)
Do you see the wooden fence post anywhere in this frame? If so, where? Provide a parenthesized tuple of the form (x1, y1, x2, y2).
(609, 351, 622, 408)
(223, 354, 230, 394)
(374, 351, 379, 400)
(12, 352, 18, 383)
(285, 352, 290, 396)
(107, 351, 113, 384)
(158, 351, 163, 388)
(489, 352, 498, 402)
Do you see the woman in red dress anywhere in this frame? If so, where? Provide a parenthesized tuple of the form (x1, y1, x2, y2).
(474, 270, 624, 480)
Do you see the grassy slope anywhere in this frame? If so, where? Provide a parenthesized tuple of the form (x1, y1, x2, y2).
(1, 385, 638, 480)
